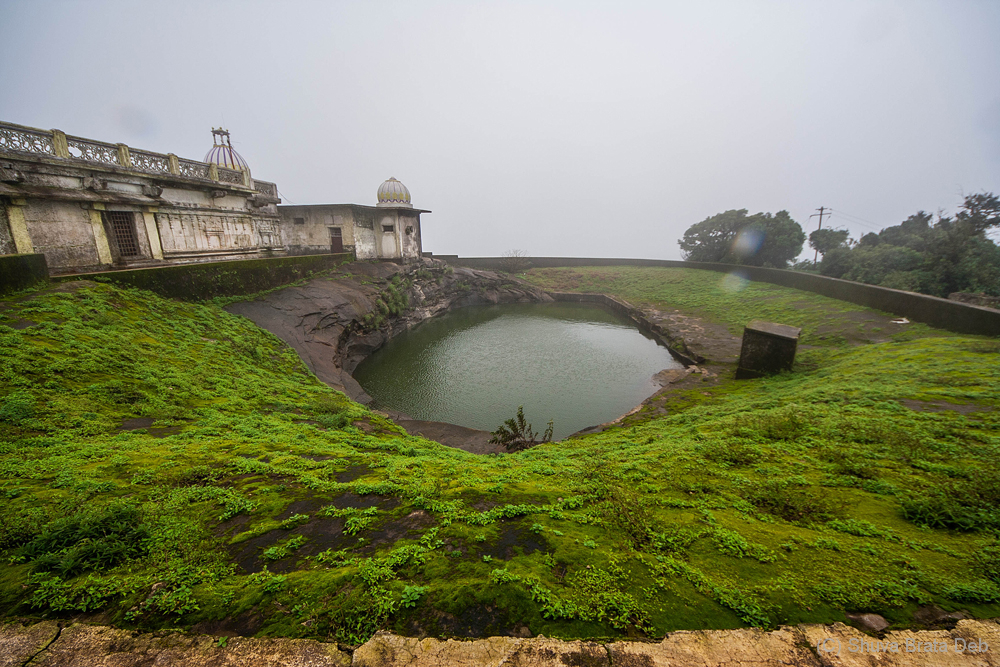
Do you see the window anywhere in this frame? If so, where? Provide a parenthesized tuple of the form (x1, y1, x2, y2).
(103, 211, 140, 258)
(382, 224, 394, 234)
(294, 217, 305, 225)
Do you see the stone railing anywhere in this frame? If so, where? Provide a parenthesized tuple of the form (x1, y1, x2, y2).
(0, 120, 252, 188)
(253, 179, 278, 196)
(0, 123, 56, 156)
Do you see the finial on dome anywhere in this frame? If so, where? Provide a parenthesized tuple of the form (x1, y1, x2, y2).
(204, 127, 250, 176)
(377, 177, 412, 208)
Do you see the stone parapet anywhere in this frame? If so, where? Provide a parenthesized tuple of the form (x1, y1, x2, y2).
(3, 620, 1000, 666)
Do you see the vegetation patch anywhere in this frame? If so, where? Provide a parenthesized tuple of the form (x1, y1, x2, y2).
(0, 268, 998, 643)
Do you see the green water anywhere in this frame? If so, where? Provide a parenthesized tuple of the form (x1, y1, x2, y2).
(352, 302, 683, 440)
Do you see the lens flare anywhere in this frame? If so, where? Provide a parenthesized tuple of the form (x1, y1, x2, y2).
(731, 228, 765, 258)
(720, 270, 749, 293)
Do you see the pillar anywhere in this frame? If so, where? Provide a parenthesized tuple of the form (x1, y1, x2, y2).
(141, 208, 163, 260)
(5, 199, 34, 254)
(87, 204, 113, 265)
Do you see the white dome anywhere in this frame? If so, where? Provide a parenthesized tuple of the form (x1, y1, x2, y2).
(377, 177, 412, 207)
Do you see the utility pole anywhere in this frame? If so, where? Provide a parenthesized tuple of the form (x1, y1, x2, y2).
(809, 206, 828, 265)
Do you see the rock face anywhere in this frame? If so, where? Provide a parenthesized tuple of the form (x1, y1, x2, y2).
(5, 620, 1000, 666)
(224, 259, 551, 404)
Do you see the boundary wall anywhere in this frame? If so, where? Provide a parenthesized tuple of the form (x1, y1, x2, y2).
(440, 256, 1000, 337)
(0, 253, 49, 295)
(50, 252, 353, 301)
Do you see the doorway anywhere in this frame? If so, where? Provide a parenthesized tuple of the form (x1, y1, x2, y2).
(329, 227, 343, 253)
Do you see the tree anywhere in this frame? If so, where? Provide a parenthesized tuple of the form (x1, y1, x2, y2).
(497, 249, 530, 274)
(488, 406, 553, 453)
(808, 228, 850, 258)
(817, 192, 1000, 297)
(678, 209, 805, 268)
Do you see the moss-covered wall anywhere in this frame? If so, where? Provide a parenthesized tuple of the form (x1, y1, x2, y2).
(0, 253, 49, 295)
(52, 253, 353, 301)
(447, 257, 1000, 337)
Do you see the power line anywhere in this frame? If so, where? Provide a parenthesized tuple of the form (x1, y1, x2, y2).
(826, 208, 883, 232)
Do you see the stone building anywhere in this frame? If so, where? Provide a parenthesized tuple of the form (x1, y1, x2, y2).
(277, 177, 428, 261)
(0, 120, 427, 274)
(0, 121, 282, 274)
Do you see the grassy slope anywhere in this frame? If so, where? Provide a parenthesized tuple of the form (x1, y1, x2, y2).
(0, 269, 999, 643)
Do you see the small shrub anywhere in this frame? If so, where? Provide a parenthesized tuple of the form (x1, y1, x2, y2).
(489, 406, 553, 453)
(743, 481, 838, 523)
(701, 440, 762, 466)
(401, 584, 427, 608)
(17, 502, 149, 577)
(0, 390, 34, 425)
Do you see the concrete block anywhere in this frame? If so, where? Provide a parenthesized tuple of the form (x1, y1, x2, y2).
(736, 320, 801, 379)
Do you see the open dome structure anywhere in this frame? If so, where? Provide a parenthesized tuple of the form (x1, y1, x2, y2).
(204, 128, 250, 176)
(377, 177, 412, 207)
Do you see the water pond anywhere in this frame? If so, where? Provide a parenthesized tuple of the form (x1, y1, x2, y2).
(352, 302, 683, 440)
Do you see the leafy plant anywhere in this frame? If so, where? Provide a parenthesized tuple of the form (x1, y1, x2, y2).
(488, 405, 553, 452)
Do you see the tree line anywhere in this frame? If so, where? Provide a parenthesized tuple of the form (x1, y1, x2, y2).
(678, 192, 1000, 298)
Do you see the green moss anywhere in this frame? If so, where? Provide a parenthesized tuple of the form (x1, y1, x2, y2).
(0, 269, 998, 641)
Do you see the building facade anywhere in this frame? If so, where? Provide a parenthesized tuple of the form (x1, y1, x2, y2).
(0, 121, 283, 274)
(278, 178, 427, 261)
(0, 121, 427, 274)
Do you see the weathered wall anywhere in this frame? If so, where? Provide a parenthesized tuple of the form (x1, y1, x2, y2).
(278, 204, 359, 256)
(0, 204, 15, 255)
(399, 211, 421, 260)
(277, 205, 423, 262)
(1, 121, 285, 275)
(445, 256, 1000, 337)
(52, 252, 352, 301)
(0, 253, 49, 295)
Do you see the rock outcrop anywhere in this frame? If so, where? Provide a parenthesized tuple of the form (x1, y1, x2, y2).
(4, 620, 1000, 666)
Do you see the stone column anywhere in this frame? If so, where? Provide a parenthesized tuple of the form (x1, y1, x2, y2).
(116, 144, 131, 168)
(167, 154, 180, 175)
(141, 207, 164, 260)
(4, 198, 34, 254)
(50, 130, 70, 158)
(208, 164, 219, 181)
(87, 203, 113, 266)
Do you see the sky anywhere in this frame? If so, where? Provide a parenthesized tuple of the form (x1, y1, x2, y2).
(2, 0, 998, 259)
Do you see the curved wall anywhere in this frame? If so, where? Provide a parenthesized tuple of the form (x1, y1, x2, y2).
(439, 256, 1000, 337)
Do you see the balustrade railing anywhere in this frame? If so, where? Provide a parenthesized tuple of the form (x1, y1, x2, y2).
(0, 120, 253, 188)
(66, 135, 120, 166)
(0, 123, 56, 156)
(217, 166, 245, 185)
(177, 158, 210, 180)
(129, 148, 171, 174)
(253, 180, 278, 197)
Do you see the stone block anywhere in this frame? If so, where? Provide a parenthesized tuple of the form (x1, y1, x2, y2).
(736, 320, 801, 379)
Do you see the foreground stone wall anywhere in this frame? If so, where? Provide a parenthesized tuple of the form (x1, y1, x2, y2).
(0, 253, 48, 295)
(49, 252, 353, 300)
(443, 256, 1000, 337)
(4, 620, 999, 666)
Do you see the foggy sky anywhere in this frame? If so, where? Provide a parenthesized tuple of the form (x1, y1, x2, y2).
(2, 0, 998, 259)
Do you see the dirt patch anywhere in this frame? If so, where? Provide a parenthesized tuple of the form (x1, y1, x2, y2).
(336, 464, 371, 483)
(481, 524, 548, 561)
(213, 514, 251, 539)
(117, 417, 185, 438)
(8, 319, 36, 330)
(900, 399, 994, 415)
(277, 498, 328, 519)
(190, 607, 266, 637)
(358, 509, 437, 555)
(227, 493, 403, 573)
